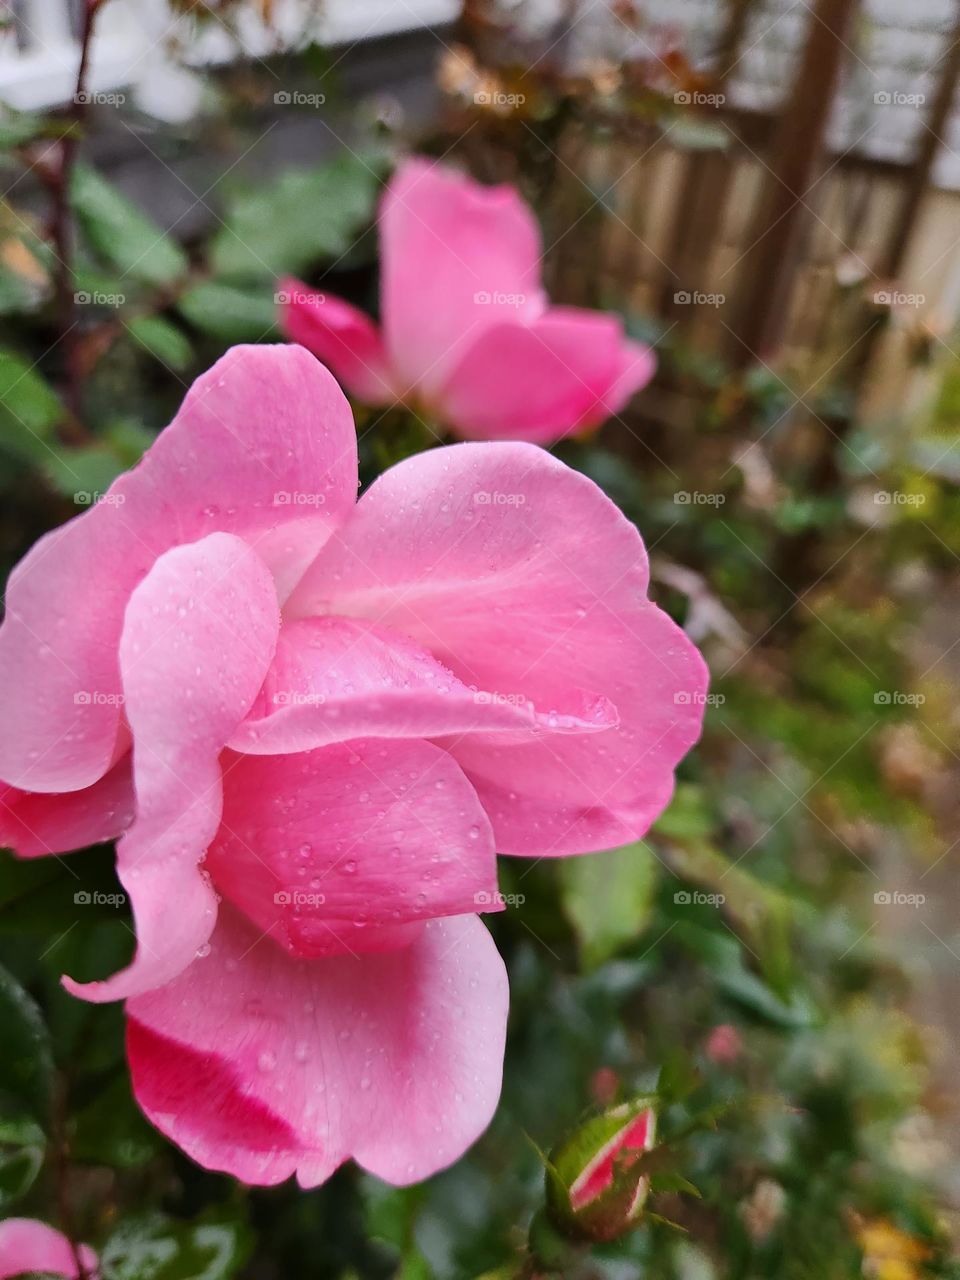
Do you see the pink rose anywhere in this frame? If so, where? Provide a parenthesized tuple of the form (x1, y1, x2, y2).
(0, 345, 706, 1186)
(0, 1219, 97, 1279)
(279, 158, 655, 443)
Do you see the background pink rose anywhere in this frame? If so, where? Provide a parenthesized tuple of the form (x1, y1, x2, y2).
(280, 158, 655, 444)
(0, 1218, 97, 1279)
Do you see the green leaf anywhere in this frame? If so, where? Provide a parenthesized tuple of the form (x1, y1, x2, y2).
(0, 962, 54, 1129)
(127, 315, 193, 371)
(210, 152, 381, 280)
(560, 841, 658, 968)
(71, 265, 131, 312)
(653, 784, 715, 842)
(105, 418, 154, 465)
(70, 1075, 163, 1169)
(0, 1115, 45, 1146)
(38, 412, 151, 501)
(0, 1142, 43, 1209)
(0, 847, 130, 937)
(0, 350, 65, 464)
(654, 784, 806, 997)
(70, 165, 188, 287)
(714, 963, 818, 1029)
(100, 1209, 252, 1280)
(649, 1171, 701, 1197)
(0, 225, 51, 315)
(177, 281, 277, 341)
(0, 108, 61, 148)
(396, 1254, 433, 1280)
(42, 444, 127, 501)
(671, 922, 818, 1029)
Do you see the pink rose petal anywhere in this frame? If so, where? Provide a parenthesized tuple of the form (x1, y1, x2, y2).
(444, 600, 706, 854)
(569, 1107, 656, 1211)
(0, 345, 356, 795)
(64, 533, 279, 1003)
(206, 738, 498, 957)
(381, 158, 546, 396)
(230, 615, 616, 756)
(279, 278, 396, 404)
(0, 759, 134, 858)
(436, 310, 644, 443)
(0, 1218, 97, 1280)
(289, 441, 705, 852)
(127, 907, 508, 1187)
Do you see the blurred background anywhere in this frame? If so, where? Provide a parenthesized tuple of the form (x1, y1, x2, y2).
(1, 1, 959, 1277)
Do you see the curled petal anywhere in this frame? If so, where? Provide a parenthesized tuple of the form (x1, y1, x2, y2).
(444, 601, 707, 854)
(64, 533, 279, 1004)
(231, 616, 616, 756)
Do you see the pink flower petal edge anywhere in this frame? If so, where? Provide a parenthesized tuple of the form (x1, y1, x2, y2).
(0, 760, 133, 858)
(280, 279, 396, 404)
(0, 344, 356, 795)
(127, 908, 508, 1187)
(0, 1218, 97, 1280)
(278, 157, 654, 442)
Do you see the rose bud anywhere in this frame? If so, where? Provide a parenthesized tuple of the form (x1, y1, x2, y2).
(705, 1023, 743, 1064)
(545, 1101, 657, 1242)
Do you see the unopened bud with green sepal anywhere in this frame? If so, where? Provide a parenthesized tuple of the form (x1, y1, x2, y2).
(543, 1099, 657, 1243)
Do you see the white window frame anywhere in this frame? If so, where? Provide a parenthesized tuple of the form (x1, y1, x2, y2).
(0, 0, 460, 111)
